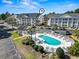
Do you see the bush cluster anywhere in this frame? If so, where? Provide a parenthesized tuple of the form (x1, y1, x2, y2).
(22, 39, 34, 45)
(22, 39, 44, 53)
(56, 47, 65, 58)
(68, 41, 79, 56)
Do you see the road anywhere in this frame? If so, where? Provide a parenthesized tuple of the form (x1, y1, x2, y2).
(0, 24, 21, 59)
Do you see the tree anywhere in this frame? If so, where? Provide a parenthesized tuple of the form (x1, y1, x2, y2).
(42, 14, 48, 27)
(48, 12, 55, 15)
(65, 11, 74, 13)
(44, 15, 48, 21)
(6, 15, 17, 27)
(64, 8, 79, 13)
(74, 8, 79, 13)
(27, 26, 36, 34)
(5, 12, 11, 17)
(0, 13, 7, 20)
(36, 20, 40, 25)
(52, 12, 55, 14)
(12, 13, 14, 15)
(68, 42, 79, 56)
(27, 25, 36, 40)
(0, 15, 2, 20)
(56, 47, 65, 58)
(48, 13, 52, 15)
(51, 24, 58, 30)
(0, 12, 11, 20)
(72, 29, 79, 39)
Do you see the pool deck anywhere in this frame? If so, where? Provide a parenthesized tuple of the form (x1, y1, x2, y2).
(32, 33, 74, 52)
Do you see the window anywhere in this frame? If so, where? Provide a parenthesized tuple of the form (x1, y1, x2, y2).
(55, 18, 58, 23)
(27, 18, 29, 22)
(63, 18, 67, 24)
(78, 22, 79, 26)
(73, 18, 77, 23)
(51, 18, 54, 23)
(69, 18, 72, 23)
(59, 18, 61, 23)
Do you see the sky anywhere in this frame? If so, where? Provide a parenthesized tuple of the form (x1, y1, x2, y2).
(0, 0, 79, 14)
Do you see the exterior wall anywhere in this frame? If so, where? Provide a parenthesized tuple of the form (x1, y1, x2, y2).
(16, 18, 34, 26)
(31, 18, 38, 26)
(16, 14, 44, 26)
(48, 17, 79, 28)
(38, 15, 44, 23)
(16, 17, 41, 26)
(48, 18, 51, 26)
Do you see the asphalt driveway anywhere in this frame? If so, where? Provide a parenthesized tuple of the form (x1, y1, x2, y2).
(0, 25, 21, 59)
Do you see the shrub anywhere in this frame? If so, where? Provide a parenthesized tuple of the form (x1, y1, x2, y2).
(22, 40, 29, 45)
(27, 36, 32, 40)
(11, 32, 20, 39)
(68, 42, 79, 56)
(22, 40, 27, 44)
(38, 46, 44, 53)
(22, 36, 32, 45)
(31, 44, 35, 47)
(29, 41, 34, 45)
(26, 40, 30, 45)
(22, 39, 35, 45)
(56, 47, 65, 58)
(29, 40, 34, 45)
(33, 45, 39, 51)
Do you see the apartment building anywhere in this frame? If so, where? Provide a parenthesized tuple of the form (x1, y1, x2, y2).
(48, 13, 79, 28)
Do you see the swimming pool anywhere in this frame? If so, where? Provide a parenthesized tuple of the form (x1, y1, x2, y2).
(39, 35, 61, 46)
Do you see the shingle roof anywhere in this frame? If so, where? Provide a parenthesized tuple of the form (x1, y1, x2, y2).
(18, 25, 27, 30)
(68, 13, 79, 18)
(16, 13, 41, 19)
(48, 13, 79, 18)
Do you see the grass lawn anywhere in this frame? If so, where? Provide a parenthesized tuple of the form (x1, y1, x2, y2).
(11, 31, 20, 39)
(69, 35, 79, 59)
(70, 55, 79, 59)
(70, 35, 79, 42)
(14, 40, 36, 59)
(50, 54, 57, 59)
(11, 32, 37, 59)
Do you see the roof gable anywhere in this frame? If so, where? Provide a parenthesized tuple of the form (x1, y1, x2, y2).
(60, 14, 71, 18)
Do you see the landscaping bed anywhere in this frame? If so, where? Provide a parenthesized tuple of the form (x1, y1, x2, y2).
(11, 32, 49, 59)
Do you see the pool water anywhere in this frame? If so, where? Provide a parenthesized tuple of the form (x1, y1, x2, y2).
(39, 35, 61, 46)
